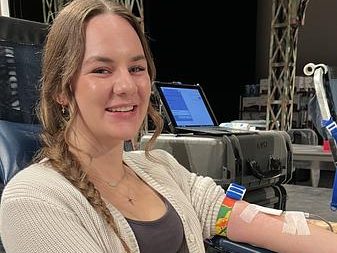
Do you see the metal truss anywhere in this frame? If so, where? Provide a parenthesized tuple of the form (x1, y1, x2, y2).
(41, 0, 67, 24)
(115, 0, 144, 24)
(266, 0, 309, 130)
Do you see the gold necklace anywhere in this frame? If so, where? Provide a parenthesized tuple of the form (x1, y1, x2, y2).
(91, 166, 136, 205)
(107, 165, 127, 187)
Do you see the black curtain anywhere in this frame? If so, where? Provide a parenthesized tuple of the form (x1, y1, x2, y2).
(9, 0, 44, 22)
(144, 0, 257, 123)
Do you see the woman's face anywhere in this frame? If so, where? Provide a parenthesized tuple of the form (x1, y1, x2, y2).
(70, 14, 151, 148)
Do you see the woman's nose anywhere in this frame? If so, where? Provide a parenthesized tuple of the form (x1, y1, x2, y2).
(113, 69, 137, 95)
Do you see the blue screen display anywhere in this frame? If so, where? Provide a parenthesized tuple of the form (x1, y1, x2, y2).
(160, 86, 214, 126)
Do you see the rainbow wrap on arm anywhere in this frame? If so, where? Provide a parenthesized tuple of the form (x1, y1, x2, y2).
(215, 183, 246, 237)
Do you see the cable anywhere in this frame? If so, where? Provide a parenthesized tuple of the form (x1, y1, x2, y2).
(304, 212, 334, 232)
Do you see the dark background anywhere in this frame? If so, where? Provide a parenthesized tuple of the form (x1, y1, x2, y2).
(8, 0, 337, 124)
(9, 0, 258, 123)
(143, 1, 257, 123)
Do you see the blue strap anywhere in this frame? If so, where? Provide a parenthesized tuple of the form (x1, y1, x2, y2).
(321, 118, 337, 211)
(322, 118, 337, 138)
(226, 183, 246, 200)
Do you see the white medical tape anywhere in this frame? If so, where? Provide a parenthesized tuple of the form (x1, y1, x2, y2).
(283, 212, 297, 235)
(283, 211, 310, 235)
(256, 205, 283, 216)
(240, 204, 283, 223)
(240, 204, 260, 223)
(240, 205, 310, 235)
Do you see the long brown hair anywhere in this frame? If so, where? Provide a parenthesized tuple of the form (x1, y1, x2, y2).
(36, 0, 163, 251)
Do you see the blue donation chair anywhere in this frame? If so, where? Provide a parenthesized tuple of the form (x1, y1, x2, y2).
(0, 15, 47, 191)
(0, 16, 48, 252)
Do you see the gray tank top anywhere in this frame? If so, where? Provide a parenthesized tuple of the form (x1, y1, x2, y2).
(127, 198, 184, 253)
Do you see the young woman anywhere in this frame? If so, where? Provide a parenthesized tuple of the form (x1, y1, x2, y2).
(1, 0, 336, 252)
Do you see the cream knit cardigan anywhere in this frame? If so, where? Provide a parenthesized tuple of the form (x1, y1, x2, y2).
(0, 149, 224, 253)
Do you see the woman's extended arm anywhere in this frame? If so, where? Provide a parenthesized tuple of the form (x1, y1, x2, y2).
(227, 200, 337, 253)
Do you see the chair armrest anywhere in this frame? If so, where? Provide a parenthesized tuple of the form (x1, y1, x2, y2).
(205, 235, 275, 253)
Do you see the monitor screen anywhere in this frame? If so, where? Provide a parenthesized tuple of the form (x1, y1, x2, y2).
(153, 82, 218, 127)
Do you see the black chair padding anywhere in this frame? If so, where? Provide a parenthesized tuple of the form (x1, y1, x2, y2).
(0, 120, 41, 185)
(0, 16, 48, 124)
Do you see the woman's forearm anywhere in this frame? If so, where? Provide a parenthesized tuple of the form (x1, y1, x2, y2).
(227, 201, 337, 253)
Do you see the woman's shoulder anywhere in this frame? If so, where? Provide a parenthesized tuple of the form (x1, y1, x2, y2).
(5, 160, 64, 186)
(1, 160, 77, 203)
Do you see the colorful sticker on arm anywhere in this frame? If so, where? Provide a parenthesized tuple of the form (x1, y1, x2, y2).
(215, 197, 236, 236)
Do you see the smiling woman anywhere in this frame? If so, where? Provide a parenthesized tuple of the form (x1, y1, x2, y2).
(66, 13, 151, 144)
(1, 0, 337, 253)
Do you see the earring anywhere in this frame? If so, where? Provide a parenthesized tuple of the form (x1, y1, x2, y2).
(61, 105, 66, 114)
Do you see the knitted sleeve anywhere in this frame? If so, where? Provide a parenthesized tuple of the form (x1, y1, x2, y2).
(0, 164, 122, 253)
(0, 198, 104, 253)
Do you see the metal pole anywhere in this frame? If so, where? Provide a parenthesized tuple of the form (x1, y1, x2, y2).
(0, 0, 10, 17)
(266, 0, 309, 131)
